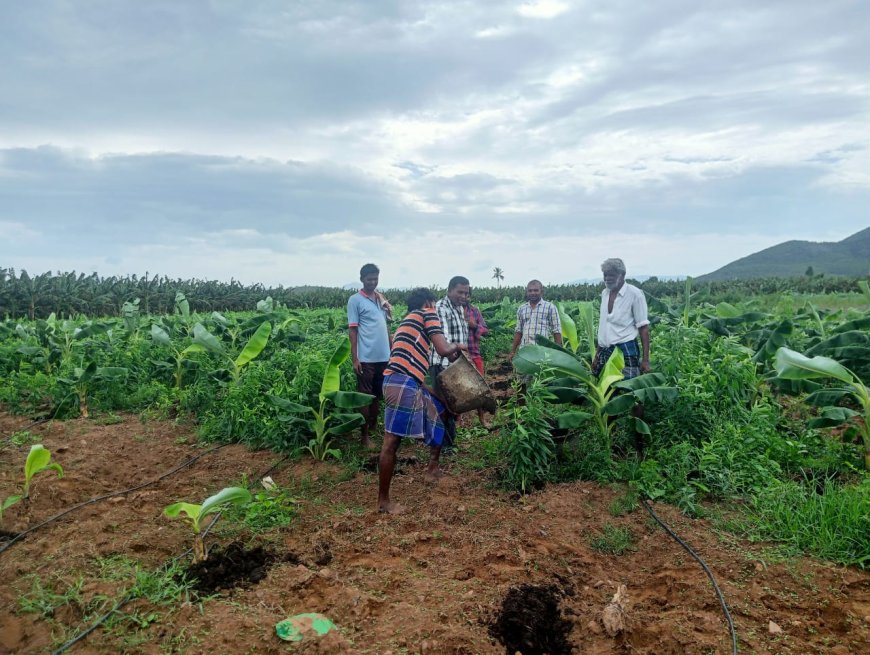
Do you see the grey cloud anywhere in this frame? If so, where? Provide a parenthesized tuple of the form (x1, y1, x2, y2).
(0, 146, 408, 253)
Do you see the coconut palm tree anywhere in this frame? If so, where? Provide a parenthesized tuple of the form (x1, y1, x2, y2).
(492, 267, 504, 289)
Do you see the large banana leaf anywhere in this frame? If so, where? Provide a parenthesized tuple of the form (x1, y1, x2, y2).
(513, 344, 590, 381)
(806, 331, 870, 356)
(234, 321, 272, 368)
(752, 319, 793, 363)
(199, 486, 252, 519)
(268, 394, 314, 415)
(544, 385, 587, 404)
(320, 337, 351, 402)
(192, 323, 224, 354)
(630, 385, 679, 404)
(557, 303, 578, 353)
(325, 390, 375, 409)
(808, 407, 860, 428)
(715, 302, 742, 318)
(602, 394, 636, 416)
(774, 347, 854, 385)
(596, 348, 625, 397)
(812, 346, 870, 362)
(832, 316, 870, 334)
(805, 389, 853, 406)
(634, 417, 652, 435)
(768, 377, 822, 395)
(577, 301, 598, 364)
(556, 411, 593, 429)
(96, 367, 128, 380)
(175, 292, 190, 318)
(326, 413, 366, 435)
(614, 372, 668, 390)
(151, 324, 171, 346)
(701, 318, 731, 337)
(73, 322, 110, 340)
(614, 373, 678, 403)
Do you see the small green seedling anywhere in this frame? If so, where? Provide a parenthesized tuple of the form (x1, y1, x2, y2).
(1, 444, 64, 522)
(164, 487, 253, 562)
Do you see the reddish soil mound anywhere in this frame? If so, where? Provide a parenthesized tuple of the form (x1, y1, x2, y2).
(0, 412, 868, 655)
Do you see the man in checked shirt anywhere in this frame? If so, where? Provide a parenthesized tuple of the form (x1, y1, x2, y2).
(430, 275, 471, 454)
(509, 279, 563, 359)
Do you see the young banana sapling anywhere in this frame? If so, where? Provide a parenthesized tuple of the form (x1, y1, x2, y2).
(1, 444, 64, 523)
(164, 486, 253, 562)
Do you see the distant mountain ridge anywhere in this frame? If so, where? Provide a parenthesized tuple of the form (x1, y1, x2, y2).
(697, 227, 870, 281)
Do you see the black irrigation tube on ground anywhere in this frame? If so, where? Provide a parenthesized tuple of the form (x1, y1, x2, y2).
(641, 498, 739, 655)
(50, 455, 291, 655)
(0, 443, 231, 556)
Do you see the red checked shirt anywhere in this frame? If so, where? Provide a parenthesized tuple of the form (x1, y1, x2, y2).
(465, 304, 488, 357)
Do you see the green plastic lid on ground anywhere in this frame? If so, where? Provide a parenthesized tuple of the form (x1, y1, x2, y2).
(275, 613, 337, 643)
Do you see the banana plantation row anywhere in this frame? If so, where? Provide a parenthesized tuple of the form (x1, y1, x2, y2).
(1, 283, 868, 566)
(0, 266, 866, 319)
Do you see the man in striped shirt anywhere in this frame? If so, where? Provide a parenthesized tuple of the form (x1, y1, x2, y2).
(509, 279, 563, 359)
(378, 288, 465, 514)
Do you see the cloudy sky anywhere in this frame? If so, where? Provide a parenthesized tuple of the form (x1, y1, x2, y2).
(1, 0, 868, 288)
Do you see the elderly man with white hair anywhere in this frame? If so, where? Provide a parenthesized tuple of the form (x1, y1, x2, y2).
(593, 258, 650, 379)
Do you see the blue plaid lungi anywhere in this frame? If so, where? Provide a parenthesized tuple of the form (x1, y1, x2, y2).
(382, 373, 446, 447)
(593, 339, 641, 379)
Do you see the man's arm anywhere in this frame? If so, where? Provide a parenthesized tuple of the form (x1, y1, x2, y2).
(347, 297, 362, 374)
(638, 324, 650, 373)
(550, 304, 563, 345)
(477, 309, 489, 337)
(509, 331, 522, 358)
(349, 326, 362, 374)
(632, 288, 651, 373)
(510, 307, 524, 358)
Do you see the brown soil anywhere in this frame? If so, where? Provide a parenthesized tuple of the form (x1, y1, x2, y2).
(186, 543, 296, 596)
(0, 411, 868, 655)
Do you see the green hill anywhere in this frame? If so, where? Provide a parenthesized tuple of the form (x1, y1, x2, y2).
(697, 227, 870, 281)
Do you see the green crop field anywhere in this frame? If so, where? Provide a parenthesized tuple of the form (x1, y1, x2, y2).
(1, 276, 868, 653)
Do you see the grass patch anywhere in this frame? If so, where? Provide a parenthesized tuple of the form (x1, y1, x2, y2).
(735, 478, 870, 568)
(608, 489, 639, 517)
(589, 523, 636, 555)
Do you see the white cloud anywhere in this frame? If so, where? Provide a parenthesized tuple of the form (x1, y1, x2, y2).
(517, 1, 571, 20)
(0, 1, 867, 285)
(0, 220, 40, 240)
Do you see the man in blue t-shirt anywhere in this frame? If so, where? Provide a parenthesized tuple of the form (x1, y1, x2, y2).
(347, 263, 392, 448)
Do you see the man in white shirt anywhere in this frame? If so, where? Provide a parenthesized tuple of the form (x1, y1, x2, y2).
(593, 258, 650, 379)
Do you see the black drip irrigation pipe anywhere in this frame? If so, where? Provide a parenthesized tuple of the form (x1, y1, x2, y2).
(641, 498, 738, 655)
(0, 443, 231, 556)
(50, 455, 290, 655)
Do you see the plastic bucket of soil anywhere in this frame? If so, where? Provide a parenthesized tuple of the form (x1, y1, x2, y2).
(436, 355, 496, 414)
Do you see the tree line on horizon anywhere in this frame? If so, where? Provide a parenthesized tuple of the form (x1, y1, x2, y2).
(0, 266, 866, 320)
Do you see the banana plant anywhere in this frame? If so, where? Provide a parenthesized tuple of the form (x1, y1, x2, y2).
(151, 320, 271, 387)
(57, 362, 129, 418)
(164, 487, 252, 562)
(1, 444, 64, 522)
(557, 301, 597, 367)
(228, 320, 272, 382)
(774, 347, 870, 470)
(513, 340, 677, 454)
(269, 336, 374, 460)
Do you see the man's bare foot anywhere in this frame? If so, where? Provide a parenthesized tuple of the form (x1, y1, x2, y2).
(423, 469, 444, 484)
(377, 501, 406, 514)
